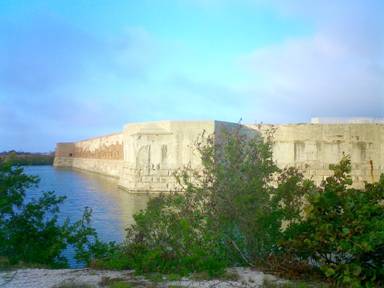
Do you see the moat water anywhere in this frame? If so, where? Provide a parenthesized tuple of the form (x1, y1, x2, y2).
(24, 166, 150, 267)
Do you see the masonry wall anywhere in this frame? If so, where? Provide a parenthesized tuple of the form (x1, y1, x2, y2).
(118, 121, 217, 192)
(54, 133, 124, 178)
(54, 121, 384, 192)
(247, 123, 384, 187)
(118, 121, 254, 192)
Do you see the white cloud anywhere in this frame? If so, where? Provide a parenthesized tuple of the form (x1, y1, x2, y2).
(238, 0, 384, 121)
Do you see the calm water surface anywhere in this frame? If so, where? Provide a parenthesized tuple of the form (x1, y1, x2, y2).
(24, 166, 150, 266)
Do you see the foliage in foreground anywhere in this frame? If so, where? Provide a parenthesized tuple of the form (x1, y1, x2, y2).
(283, 157, 384, 286)
(95, 128, 384, 287)
(0, 160, 112, 268)
(2, 127, 383, 287)
(96, 128, 314, 276)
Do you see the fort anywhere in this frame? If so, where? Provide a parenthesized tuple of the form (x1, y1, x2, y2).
(54, 118, 384, 192)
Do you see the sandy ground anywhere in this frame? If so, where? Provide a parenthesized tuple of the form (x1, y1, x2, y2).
(0, 267, 288, 288)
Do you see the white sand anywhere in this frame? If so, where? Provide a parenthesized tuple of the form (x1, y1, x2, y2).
(0, 267, 287, 288)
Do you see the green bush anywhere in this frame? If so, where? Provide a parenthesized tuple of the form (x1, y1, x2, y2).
(122, 194, 229, 276)
(110, 128, 311, 276)
(0, 160, 111, 267)
(283, 156, 384, 286)
(87, 129, 384, 287)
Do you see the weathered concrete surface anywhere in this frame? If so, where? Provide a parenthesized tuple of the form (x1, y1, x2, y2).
(63, 158, 124, 178)
(54, 133, 123, 178)
(311, 117, 384, 124)
(55, 120, 384, 192)
(119, 121, 245, 192)
(119, 121, 213, 192)
(248, 123, 384, 187)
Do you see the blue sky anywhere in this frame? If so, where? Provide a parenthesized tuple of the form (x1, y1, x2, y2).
(0, 0, 383, 151)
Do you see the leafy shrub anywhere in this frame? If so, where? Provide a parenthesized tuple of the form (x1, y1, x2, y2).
(0, 160, 111, 267)
(89, 243, 131, 270)
(93, 129, 384, 286)
(111, 128, 311, 276)
(123, 193, 229, 276)
(284, 156, 384, 286)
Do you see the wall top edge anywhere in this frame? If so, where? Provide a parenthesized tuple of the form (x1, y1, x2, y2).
(246, 123, 384, 127)
(310, 117, 384, 124)
(75, 131, 123, 143)
(58, 120, 384, 146)
(123, 119, 216, 128)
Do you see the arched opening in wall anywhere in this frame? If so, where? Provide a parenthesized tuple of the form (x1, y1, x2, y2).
(69, 153, 73, 157)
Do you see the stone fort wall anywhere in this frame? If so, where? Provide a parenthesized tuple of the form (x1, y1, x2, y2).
(54, 132, 124, 178)
(248, 123, 384, 187)
(54, 119, 384, 192)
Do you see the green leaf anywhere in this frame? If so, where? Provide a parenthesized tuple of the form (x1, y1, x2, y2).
(342, 227, 350, 235)
(351, 264, 362, 276)
(323, 267, 335, 277)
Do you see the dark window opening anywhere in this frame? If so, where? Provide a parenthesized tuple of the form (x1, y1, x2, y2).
(69, 153, 73, 157)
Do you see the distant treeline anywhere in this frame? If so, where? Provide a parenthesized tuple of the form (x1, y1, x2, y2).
(0, 151, 54, 166)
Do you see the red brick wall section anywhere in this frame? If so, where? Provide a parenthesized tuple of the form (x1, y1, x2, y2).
(73, 143, 123, 160)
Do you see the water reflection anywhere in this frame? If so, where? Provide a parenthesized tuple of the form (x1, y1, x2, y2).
(24, 166, 150, 243)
